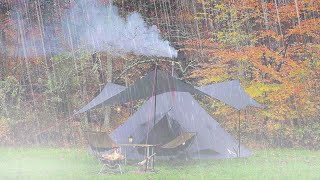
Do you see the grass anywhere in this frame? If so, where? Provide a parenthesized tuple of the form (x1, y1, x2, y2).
(0, 148, 319, 180)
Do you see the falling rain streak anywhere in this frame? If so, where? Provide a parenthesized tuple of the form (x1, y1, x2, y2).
(0, 0, 319, 179)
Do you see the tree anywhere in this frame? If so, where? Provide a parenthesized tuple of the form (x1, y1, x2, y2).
(187, 0, 320, 148)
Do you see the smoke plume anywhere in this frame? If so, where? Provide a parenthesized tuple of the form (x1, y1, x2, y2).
(4, 0, 178, 58)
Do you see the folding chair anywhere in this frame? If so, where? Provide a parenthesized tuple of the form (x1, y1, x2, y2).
(83, 131, 125, 174)
(160, 132, 196, 160)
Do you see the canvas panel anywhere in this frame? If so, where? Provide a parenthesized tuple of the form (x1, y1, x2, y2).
(139, 115, 181, 145)
(75, 83, 126, 114)
(197, 80, 262, 110)
(100, 70, 206, 106)
(110, 93, 175, 145)
(167, 92, 251, 158)
(76, 71, 261, 114)
(75, 70, 207, 114)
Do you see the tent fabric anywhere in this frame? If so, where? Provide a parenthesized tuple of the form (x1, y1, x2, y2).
(140, 114, 181, 146)
(111, 92, 251, 159)
(75, 70, 207, 114)
(75, 71, 261, 114)
(197, 80, 262, 110)
(97, 70, 207, 106)
(76, 83, 126, 114)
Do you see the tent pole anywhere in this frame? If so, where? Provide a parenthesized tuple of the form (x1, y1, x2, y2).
(152, 63, 157, 170)
(238, 110, 241, 157)
(153, 64, 158, 127)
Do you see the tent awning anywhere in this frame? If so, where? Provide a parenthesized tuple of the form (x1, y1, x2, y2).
(197, 80, 262, 110)
(99, 70, 207, 106)
(75, 70, 206, 114)
(75, 83, 126, 114)
(75, 71, 262, 114)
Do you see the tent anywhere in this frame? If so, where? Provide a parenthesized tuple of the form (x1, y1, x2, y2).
(111, 91, 251, 159)
(76, 70, 261, 159)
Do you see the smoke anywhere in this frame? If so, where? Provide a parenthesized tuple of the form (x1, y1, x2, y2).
(5, 0, 178, 58)
(66, 1, 177, 58)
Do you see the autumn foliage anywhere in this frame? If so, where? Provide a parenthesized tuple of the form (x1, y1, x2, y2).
(188, 0, 320, 148)
(0, 0, 319, 149)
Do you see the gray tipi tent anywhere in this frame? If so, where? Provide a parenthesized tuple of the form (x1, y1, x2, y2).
(76, 70, 261, 159)
(111, 91, 251, 159)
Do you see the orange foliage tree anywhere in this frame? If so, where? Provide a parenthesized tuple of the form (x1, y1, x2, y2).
(185, 0, 320, 148)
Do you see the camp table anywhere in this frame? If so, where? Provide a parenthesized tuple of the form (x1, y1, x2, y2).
(118, 144, 156, 171)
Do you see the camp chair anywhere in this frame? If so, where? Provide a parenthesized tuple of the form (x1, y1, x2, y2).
(160, 132, 196, 160)
(83, 131, 125, 174)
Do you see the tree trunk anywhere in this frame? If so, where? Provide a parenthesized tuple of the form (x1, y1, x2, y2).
(104, 54, 113, 131)
(0, 30, 7, 81)
(0, 30, 9, 116)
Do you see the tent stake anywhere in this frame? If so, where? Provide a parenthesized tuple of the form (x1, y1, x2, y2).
(238, 110, 241, 157)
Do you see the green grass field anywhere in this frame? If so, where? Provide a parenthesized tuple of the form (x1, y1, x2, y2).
(0, 148, 319, 180)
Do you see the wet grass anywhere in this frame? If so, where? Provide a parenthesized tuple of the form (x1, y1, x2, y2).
(0, 148, 319, 179)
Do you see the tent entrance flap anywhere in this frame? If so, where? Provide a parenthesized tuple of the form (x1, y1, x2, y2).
(139, 115, 181, 146)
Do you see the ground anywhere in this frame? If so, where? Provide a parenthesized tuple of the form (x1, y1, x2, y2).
(0, 148, 319, 180)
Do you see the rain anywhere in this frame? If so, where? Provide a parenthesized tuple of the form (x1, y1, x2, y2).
(0, 0, 319, 179)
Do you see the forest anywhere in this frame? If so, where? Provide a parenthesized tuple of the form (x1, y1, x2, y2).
(0, 0, 319, 151)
